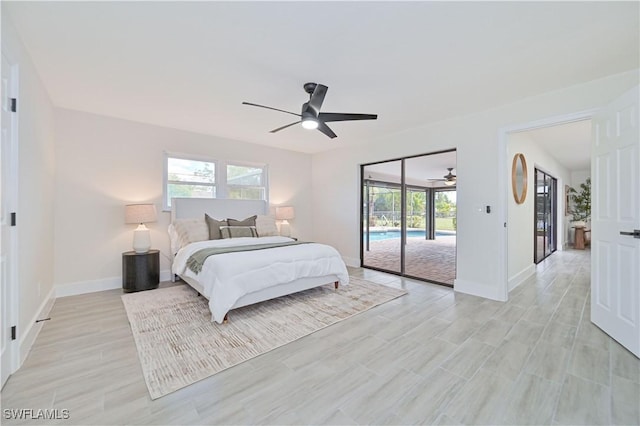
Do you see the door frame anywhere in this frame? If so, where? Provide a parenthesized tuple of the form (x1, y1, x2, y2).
(1, 49, 20, 387)
(498, 109, 598, 300)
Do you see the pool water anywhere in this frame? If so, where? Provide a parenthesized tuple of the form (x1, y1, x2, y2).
(364, 230, 451, 241)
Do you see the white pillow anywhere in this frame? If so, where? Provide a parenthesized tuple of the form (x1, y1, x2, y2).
(172, 218, 209, 250)
(255, 215, 279, 237)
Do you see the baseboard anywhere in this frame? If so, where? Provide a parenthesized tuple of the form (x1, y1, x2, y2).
(454, 278, 507, 302)
(19, 286, 55, 366)
(508, 264, 536, 292)
(55, 269, 172, 298)
(342, 256, 360, 268)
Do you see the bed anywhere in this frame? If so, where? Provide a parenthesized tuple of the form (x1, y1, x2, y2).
(169, 198, 350, 323)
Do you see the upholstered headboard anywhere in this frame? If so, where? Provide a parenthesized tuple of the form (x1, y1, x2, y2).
(168, 198, 269, 279)
(170, 198, 267, 222)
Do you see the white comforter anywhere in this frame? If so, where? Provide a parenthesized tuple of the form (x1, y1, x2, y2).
(173, 236, 349, 323)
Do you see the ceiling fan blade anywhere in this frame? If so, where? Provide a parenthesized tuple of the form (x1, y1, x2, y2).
(242, 102, 301, 118)
(269, 121, 301, 133)
(318, 112, 378, 123)
(317, 121, 337, 139)
(308, 84, 328, 114)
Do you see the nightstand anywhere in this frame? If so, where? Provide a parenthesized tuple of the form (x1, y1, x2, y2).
(122, 250, 160, 293)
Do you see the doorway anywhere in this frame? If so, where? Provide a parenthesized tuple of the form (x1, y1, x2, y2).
(361, 150, 457, 286)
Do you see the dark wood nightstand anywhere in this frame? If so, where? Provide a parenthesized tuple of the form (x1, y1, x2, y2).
(122, 250, 160, 293)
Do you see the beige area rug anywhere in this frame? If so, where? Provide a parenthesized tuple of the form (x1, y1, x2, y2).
(121, 277, 407, 399)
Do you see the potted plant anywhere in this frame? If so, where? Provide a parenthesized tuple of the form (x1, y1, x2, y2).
(568, 178, 591, 224)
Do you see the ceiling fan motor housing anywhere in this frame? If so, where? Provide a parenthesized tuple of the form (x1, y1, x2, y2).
(301, 102, 319, 119)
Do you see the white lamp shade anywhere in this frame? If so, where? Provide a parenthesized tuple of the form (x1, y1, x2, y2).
(275, 206, 295, 221)
(125, 204, 157, 224)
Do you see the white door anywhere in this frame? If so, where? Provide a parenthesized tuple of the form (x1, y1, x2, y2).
(592, 86, 640, 357)
(1, 52, 17, 387)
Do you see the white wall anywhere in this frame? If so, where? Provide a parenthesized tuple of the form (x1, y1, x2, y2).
(1, 13, 57, 361)
(507, 132, 572, 290)
(312, 70, 639, 300)
(570, 169, 591, 203)
(53, 109, 313, 293)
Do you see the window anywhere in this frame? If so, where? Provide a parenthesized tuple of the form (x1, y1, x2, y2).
(227, 163, 266, 200)
(163, 153, 268, 210)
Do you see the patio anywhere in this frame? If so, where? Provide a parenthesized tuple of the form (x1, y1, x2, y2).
(363, 235, 456, 285)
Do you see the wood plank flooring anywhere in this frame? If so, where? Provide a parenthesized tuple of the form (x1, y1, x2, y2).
(1, 249, 638, 425)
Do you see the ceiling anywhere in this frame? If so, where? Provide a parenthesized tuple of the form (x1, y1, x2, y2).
(5, 2, 639, 154)
(518, 120, 592, 171)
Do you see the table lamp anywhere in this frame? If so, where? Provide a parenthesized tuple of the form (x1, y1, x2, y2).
(276, 206, 295, 237)
(125, 204, 157, 253)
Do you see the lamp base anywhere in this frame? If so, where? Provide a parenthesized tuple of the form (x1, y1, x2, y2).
(279, 220, 291, 238)
(133, 224, 151, 253)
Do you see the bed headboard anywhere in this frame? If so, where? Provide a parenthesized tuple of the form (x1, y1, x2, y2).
(171, 198, 268, 222)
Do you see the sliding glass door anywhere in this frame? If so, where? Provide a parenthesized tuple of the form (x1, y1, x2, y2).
(361, 150, 457, 286)
(534, 168, 557, 263)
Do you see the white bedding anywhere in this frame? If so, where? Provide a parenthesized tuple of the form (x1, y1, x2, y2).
(172, 236, 350, 323)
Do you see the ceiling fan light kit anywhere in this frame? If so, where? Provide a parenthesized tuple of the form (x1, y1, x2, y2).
(242, 82, 377, 139)
(301, 118, 318, 130)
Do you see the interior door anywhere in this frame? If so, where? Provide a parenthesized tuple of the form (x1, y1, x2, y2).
(1, 53, 16, 387)
(591, 86, 640, 357)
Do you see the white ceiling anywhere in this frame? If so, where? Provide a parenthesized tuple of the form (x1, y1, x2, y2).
(518, 120, 592, 171)
(5, 1, 639, 154)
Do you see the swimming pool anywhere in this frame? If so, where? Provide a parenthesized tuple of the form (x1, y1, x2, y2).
(364, 230, 452, 241)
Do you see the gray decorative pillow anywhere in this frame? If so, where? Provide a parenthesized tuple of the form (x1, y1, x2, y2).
(227, 215, 257, 227)
(220, 226, 258, 239)
(205, 214, 228, 240)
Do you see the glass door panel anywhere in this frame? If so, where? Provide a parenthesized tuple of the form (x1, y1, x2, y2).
(362, 161, 402, 273)
(404, 155, 430, 280)
(534, 169, 557, 263)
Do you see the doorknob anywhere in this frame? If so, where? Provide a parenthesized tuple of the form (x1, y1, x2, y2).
(620, 229, 640, 239)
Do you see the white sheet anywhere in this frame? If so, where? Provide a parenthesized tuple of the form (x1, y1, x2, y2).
(172, 236, 350, 323)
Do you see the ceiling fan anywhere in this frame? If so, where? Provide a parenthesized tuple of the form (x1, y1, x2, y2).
(242, 82, 377, 139)
(429, 168, 457, 186)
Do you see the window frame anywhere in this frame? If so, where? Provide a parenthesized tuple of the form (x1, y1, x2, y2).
(163, 152, 269, 211)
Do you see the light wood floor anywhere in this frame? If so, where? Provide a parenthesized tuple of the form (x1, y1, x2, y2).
(1, 249, 638, 425)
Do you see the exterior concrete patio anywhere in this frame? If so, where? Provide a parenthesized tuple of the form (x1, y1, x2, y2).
(363, 235, 456, 285)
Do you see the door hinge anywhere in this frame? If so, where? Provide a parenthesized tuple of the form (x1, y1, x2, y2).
(10, 98, 16, 113)
(10, 212, 16, 227)
(11, 326, 16, 341)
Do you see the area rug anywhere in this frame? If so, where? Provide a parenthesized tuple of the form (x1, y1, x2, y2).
(121, 277, 407, 399)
